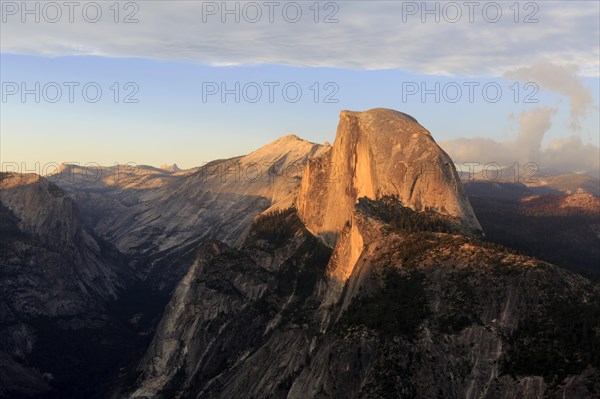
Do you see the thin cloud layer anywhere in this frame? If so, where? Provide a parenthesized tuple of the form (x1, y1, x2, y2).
(1, 1, 598, 76)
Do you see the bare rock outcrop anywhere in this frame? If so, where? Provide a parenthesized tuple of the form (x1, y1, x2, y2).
(127, 110, 598, 399)
(128, 204, 600, 399)
(297, 108, 481, 245)
(53, 136, 328, 289)
(0, 172, 135, 398)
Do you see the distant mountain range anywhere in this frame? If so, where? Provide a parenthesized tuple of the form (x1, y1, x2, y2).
(459, 169, 599, 197)
(1, 109, 598, 398)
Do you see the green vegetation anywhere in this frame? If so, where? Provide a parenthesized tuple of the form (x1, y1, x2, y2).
(0, 203, 25, 240)
(27, 316, 143, 399)
(294, 239, 332, 297)
(47, 181, 64, 197)
(340, 268, 430, 337)
(394, 233, 437, 266)
(275, 234, 332, 325)
(501, 298, 600, 383)
(436, 271, 483, 334)
(252, 207, 303, 245)
(251, 207, 332, 326)
(359, 196, 461, 235)
(362, 340, 416, 398)
(518, 194, 598, 217)
(470, 196, 600, 278)
(382, 230, 460, 269)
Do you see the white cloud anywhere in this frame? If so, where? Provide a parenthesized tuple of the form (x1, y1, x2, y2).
(504, 63, 596, 130)
(0, 1, 598, 76)
(442, 59, 599, 177)
(442, 107, 557, 165)
(442, 107, 600, 177)
(541, 136, 600, 177)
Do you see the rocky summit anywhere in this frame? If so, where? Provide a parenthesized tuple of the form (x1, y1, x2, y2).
(297, 109, 481, 245)
(1, 109, 598, 399)
(125, 110, 599, 399)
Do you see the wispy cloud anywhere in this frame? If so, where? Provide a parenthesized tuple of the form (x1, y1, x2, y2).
(1, 1, 598, 76)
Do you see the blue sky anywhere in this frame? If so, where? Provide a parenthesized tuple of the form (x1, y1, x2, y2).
(1, 1, 599, 173)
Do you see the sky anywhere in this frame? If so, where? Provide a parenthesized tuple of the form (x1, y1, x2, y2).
(1, 0, 599, 176)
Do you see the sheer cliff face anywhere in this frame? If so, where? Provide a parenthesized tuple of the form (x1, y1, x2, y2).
(129, 206, 600, 399)
(130, 219, 333, 399)
(56, 135, 327, 255)
(0, 173, 134, 398)
(0, 173, 128, 314)
(128, 110, 598, 399)
(297, 109, 481, 244)
(53, 136, 328, 289)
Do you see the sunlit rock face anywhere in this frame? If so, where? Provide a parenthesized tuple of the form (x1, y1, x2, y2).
(297, 108, 481, 245)
(6, 109, 599, 399)
(129, 205, 600, 399)
(57, 136, 328, 251)
(52, 136, 329, 289)
(127, 110, 598, 399)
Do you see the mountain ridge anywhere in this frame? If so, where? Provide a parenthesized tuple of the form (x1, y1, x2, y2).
(50, 134, 328, 290)
(0, 172, 138, 398)
(126, 109, 600, 398)
(3, 109, 598, 399)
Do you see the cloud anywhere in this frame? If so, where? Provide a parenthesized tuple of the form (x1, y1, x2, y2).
(443, 60, 599, 177)
(541, 136, 600, 177)
(504, 63, 595, 130)
(442, 107, 557, 164)
(441, 107, 600, 177)
(0, 1, 598, 76)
